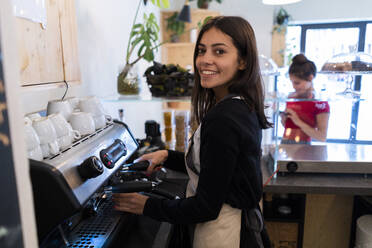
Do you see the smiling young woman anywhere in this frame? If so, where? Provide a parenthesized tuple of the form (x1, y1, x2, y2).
(112, 16, 272, 248)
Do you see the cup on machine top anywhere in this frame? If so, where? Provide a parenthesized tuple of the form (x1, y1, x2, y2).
(69, 112, 96, 136)
(32, 116, 60, 157)
(47, 99, 73, 121)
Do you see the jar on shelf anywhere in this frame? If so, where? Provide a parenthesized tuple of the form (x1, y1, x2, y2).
(175, 110, 190, 152)
(163, 110, 174, 143)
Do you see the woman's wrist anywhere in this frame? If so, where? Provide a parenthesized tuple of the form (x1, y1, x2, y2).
(161, 150, 169, 164)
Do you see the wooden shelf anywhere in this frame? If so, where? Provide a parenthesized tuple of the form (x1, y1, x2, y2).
(160, 9, 220, 43)
(160, 9, 220, 68)
(161, 43, 195, 69)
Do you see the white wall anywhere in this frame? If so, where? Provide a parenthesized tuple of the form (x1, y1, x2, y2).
(19, 0, 372, 129)
(75, 0, 157, 98)
(20, 0, 160, 114)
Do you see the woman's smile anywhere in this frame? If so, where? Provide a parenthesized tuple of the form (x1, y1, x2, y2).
(195, 27, 245, 100)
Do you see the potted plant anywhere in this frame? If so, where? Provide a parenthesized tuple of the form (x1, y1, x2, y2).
(272, 7, 291, 33)
(144, 61, 194, 97)
(117, 0, 170, 95)
(166, 12, 186, 42)
(190, 0, 222, 9)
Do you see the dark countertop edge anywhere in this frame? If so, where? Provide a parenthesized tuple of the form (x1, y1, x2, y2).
(263, 184, 372, 195)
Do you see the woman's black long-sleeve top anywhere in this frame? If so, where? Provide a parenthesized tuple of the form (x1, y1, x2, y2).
(143, 98, 263, 224)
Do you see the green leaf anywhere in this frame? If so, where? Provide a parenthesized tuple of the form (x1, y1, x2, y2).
(132, 23, 142, 29)
(197, 16, 213, 29)
(138, 43, 146, 57)
(131, 37, 142, 47)
(144, 48, 154, 62)
(150, 0, 169, 8)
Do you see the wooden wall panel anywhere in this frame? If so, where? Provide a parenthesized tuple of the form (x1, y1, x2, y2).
(302, 194, 353, 248)
(17, 0, 64, 85)
(161, 43, 195, 69)
(17, 0, 80, 86)
(271, 27, 286, 67)
(58, 0, 80, 83)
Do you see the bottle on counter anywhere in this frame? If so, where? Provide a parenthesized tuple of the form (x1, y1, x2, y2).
(118, 108, 125, 122)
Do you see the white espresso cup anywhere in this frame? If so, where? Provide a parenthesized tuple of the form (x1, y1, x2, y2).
(26, 112, 41, 121)
(58, 124, 81, 150)
(65, 97, 80, 111)
(57, 132, 76, 150)
(47, 99, 73, 121)
(49, 113, 72, 137)
(28, 145, 43, 161)
(93, 114, 113, 129)
(24, 117, 40, 151)
(69, 112, 95, 136)
(79, 96, 105, 117)
(40, 140, 59, 158)
(32, 117, 58, 144)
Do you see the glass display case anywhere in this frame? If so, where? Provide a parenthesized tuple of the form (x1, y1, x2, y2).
(264, 52, 372, 177)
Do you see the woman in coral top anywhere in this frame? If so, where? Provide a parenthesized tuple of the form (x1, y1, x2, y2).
(280, 54, 330, 144)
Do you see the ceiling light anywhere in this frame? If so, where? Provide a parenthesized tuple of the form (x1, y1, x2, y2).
(263, 0, 301, 5)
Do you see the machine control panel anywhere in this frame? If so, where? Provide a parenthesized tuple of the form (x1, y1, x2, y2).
(100, 139, 127, 169)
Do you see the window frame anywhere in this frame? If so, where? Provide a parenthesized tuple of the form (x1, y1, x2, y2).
(276, 20, 372, 144)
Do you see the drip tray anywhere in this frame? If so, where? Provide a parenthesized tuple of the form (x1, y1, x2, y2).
(67, 200, 122, 248)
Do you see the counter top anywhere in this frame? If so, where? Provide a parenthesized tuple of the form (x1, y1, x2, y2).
(261, 156, 372, 195)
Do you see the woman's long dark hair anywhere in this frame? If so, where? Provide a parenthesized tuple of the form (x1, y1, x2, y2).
(191, 16, 271, 129)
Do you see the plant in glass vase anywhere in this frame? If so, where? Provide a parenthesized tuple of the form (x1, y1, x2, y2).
(117, 0, 170, 95)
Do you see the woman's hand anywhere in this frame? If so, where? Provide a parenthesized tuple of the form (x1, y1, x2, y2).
(280, 111, 288, 126)
(112, 193, 149, 215)
(135, 150, 168, 174)
(286, 108, 302, 126)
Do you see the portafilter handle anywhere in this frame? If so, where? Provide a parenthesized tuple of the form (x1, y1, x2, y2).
(104, 180, 154, 193)
(122, 160, 150, 171)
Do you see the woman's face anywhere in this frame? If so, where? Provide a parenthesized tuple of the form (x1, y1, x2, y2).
(289, 74, 313, 97)
(196, 27, 245, 99)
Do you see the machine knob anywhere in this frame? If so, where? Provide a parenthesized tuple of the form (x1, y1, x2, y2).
(78, 156, 104, 179)
(286, 162, 298, 173)
(100, 139, 127, 169)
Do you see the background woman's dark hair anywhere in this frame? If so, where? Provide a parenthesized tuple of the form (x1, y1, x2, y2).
(191, 16, 272, 129)
(289, 54, 317, 81)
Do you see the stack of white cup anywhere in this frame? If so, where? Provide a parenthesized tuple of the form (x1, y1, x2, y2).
(79, 96, 112, 129)
(32, 116, 60, 158)
(49, 113, 81, 150)
(24, 117, 43, 161)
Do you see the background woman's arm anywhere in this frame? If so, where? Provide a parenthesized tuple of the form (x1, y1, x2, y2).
(286, 109, 329, 141)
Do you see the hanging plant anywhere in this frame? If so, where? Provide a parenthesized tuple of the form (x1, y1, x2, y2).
(272, 7, 291, 33)
(190, 0, 222, 9)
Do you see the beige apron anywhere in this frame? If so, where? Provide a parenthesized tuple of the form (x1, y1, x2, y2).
(185, 124, 241, 248)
